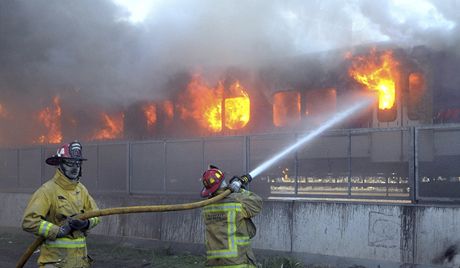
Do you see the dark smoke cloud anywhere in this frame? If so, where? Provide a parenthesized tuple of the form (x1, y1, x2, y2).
(0, 0, 459, 145)
(0, 0, 145, 104)
(1, 0, 458, 102)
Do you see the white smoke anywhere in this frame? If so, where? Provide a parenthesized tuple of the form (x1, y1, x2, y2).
(1, 0, 458, 101)
(0, 0, 459, 145)
(129, 0, 459, 62)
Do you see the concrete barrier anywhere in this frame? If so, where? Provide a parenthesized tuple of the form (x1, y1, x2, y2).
(1, 192, 458, 267)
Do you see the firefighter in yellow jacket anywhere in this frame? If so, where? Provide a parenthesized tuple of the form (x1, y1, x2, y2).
(22, 141, 100, 268)
(201, 165, 262, 267)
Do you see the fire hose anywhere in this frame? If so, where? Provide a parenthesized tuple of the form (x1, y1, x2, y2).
(17, 98, 371, 268)
(16, 189, 231, 268)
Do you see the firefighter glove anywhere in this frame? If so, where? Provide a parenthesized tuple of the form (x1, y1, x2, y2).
(228, 179, 242, 193)
(56, 222, 72, 238)
(229, 176, 240, 184)
(69, 218, 90, 231)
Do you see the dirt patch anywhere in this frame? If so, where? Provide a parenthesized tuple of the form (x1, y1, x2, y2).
(1, 228, 335, 268)
(0, 229, 206, 268)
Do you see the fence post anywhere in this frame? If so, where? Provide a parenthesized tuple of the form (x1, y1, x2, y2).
(163, 140, 167, 193)
(294, 133, 299, 196)
(127, 141, 131, 195)
(347, 130, 352, 198)
(245, 135, 250, 174)
(409, 127, 418, 203)
(16, 148, 20, 190)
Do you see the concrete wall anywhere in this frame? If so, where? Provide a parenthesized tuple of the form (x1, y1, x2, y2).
(1, 191, 458, 267)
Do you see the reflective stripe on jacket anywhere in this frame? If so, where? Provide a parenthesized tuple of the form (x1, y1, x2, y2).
(44, 237, 86, 248)
(203, 189, 262, 267)
(22, 169, 100, 267)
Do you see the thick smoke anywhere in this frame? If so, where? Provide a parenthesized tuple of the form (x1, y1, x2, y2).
(0, 0, 459, 145)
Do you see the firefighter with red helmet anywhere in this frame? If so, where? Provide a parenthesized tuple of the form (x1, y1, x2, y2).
(201, 165, 262, 267)
(22, 141, 100, 268)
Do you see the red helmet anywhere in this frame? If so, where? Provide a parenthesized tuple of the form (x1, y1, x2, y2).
(46, 141, 87, 166)
(201, 166, 225, 198)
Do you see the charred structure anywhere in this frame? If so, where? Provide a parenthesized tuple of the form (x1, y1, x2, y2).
(0, 45, 459, 147)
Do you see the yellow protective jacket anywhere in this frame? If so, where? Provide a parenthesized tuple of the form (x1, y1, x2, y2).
(22, 169, 101, 268)
(203, 188, 262, 267)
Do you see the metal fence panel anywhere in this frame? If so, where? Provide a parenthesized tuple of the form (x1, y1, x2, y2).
(130, 141, 166, 194)
(0, 148, 18, 189)
(370, 130, 408, 162)
(18, 148, 42, 190)
(5, 125, 460, 202)
(80, 144, 98, 193)
(297, 134, 350, 197)
(351, 130, 409, 198)
(434, 130, 460, 155)
(417, 129, 434, 162)
(417, 127, 460, 200)
(249, 134, 296, 198)
(42, 145, 57, 183)
(166, 140, 203, 194)
(299, 134, 349, 159)
(203, 137, 245, 180)
(97, 143, 128, 193)
(351, 134, 371, 157)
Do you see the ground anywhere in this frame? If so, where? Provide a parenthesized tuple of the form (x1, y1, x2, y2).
(0, 228, 333, 268)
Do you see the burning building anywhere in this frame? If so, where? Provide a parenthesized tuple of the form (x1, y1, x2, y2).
(346, 47, 432, 128)
(0, 45, 458, 147)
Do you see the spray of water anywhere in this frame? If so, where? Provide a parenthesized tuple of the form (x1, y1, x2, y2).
(249, 97, 372, 178)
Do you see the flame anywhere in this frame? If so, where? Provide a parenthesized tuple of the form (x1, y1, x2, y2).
(142, 103, 157, 127)
(162, 100, 174, 121)
(409, 72, 424, 90)
(178, 74, 223, 132)
(0, 103, 7, 118)
(407, 72, 426, 120)
(36, 96, 63, 144)
(273, 91, 301, 127)
(224, 81, 250, 130)
(91, 112, 124, 140)
(348, 49, 399, 110)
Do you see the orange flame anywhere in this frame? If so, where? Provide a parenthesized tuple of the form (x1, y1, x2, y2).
(0, 103, 7, 118)
(224, 81, 250, 130)
(162, 100, 174, 121)
(178, 74, 223, 132)
(348, 49, 399, 110)
(91, 112, 124, 140)
(407, 72, 425, 120)
(142, 103, 157, 127)
(36, 96, 63, 144)
(409, 73, 423, 88)
(273, 91, 301, 127)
